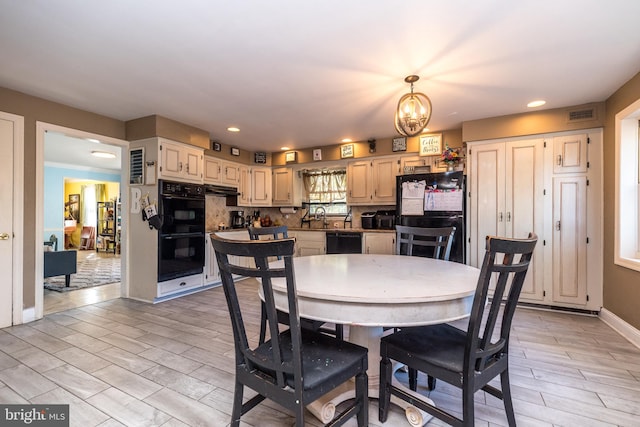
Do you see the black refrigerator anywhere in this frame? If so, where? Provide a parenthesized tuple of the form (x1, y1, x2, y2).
(395, 171, 465, 263)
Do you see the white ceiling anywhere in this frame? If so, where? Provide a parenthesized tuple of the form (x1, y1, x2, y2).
(2, 0, 640, 155)
(44, 132, 122, 171)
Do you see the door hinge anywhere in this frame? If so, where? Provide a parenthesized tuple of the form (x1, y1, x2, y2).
(587, 179, 590, 186)
(468, 237, 471, 243)
(587, 161, 590, 168)
(587, 137, 590, 144)
(543, 189, 546, 196)
(543, 239, 546, 246)
(543, 290, 546, 297)
(543, 141, 547, 148)
(586, 294, 590, 302)
(586, 237, 590, 244)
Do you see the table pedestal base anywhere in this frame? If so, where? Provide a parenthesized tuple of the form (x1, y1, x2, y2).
(307, 325, 432, 426)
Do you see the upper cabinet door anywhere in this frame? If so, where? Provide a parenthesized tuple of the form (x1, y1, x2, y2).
(553, 133, 588, 174)
(203, 156, 222, 184)
(371, 158, 397, 205)
(347, 160, 371, 204)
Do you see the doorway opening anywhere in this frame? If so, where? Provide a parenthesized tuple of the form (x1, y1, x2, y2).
(37, 123, 127, 318)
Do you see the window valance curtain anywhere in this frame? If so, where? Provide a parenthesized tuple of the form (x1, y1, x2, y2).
(302, 169, 347, 203)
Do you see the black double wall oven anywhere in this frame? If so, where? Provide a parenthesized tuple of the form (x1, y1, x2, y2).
(157, 180, 206, 282)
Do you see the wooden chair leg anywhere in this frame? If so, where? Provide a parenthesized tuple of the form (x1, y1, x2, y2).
(230, 381, 244, 427)
(378, 356, 393, 423)
(409, 367, 418, 391)
(462, 381, 475, 427)
(355, 371, 368, 427)
(501, 369, 517, 427)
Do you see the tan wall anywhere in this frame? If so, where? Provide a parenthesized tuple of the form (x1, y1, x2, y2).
(271, 129, 463, 166)
(604, 72, 640, 329)
(462, 102, 605, 142)
(0, 86, 125, 309)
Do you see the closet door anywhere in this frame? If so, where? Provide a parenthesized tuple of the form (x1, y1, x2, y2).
(552, 176, 588, 305)
(505, 139, 544, 301)
(468, 142, 505, 267)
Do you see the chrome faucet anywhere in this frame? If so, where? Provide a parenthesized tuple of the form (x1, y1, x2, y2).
(314, 207, 328, 228)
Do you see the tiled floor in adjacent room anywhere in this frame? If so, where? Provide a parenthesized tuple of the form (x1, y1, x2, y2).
(4, 279, 640, 426)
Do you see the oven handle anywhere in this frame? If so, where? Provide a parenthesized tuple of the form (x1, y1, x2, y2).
(160, 232, 205, 239)
(161, 195, 205, 201)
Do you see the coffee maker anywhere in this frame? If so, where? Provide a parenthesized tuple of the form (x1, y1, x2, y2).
(231, 210, 245, 228)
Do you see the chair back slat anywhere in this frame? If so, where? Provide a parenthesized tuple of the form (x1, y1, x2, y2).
(466, 233, 538, 372)
(211, 235, 301, 388)
(395, 225, 456, 261)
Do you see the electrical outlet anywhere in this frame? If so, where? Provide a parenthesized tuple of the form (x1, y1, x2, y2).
(333, 222, 340, 228)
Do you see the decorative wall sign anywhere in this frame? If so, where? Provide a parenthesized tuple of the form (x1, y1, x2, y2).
(212, 141, 221, 151)
(313, 148, 322, 161)
(285, 151, 297, 163)
(340, 143, 354, 159)
(231, 147, 240, 156)
(254, 152, 267, 164)
(392, 136, 407, 152)
(419, 133, 442, 156)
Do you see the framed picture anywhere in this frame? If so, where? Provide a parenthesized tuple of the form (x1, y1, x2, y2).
(392, 136, 407, 152)
(419, 133, 443, 156)
(231, 147, 240, 156)
(211, 140, 221, 151)
(285, 151, 297, 163)
(66, 194, 80, 221)
(254, 152, 267, 164)
(313, 148, 322, 161)
(340, 143, 354, 159)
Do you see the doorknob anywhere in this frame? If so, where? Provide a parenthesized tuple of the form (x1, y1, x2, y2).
(0, 233, 10, 240)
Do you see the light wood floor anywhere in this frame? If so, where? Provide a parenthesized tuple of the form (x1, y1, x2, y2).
(44, 250, 121, 316)
(6, 279, 640, 426)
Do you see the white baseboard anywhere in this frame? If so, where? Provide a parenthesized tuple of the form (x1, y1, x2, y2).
(599, 308, 640, 350)
(22, 306, 36, 324)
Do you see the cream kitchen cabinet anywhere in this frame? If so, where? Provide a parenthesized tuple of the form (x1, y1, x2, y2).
(363, 232, 395, 254)
(203, 156, 240, 187)
(289, 231, 325, 257)
(237, 166, 272, 207)
(204, 233, 221, 286)
(203, 156, 223, 184)
(221, 161, 240, 186)
(553, 133, 588, 174)
(272, 167, 303, 206)
(467, 129, 602, 311)
(347, 157, 397, 205)
(238, 165, 251, 206)
(467, 137, 545, 302)
(158, 138, 203, 183)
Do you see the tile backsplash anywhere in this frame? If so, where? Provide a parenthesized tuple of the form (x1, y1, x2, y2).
(205, 196, 394, 231)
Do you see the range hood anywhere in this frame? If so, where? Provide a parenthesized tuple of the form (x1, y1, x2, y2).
(204, 184, 240, 196)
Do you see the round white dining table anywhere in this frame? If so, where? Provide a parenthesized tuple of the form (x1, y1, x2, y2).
(268, 253, 479, 426)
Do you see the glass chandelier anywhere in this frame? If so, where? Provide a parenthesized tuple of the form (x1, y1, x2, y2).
(394, 75, 432, 137)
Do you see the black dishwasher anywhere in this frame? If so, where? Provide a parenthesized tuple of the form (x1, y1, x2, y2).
(326, 232, 362, 254)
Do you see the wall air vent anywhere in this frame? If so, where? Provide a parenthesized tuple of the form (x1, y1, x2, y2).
(567, 107, 596, 123)
(129, 147, 144, 185)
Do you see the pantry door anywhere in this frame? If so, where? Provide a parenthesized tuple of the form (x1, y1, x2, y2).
(0, 112, 21, 328)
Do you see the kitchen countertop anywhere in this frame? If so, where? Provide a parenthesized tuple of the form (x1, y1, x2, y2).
(212, 227, 395, 234)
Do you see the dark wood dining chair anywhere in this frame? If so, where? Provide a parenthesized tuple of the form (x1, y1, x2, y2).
(211, 235, 368, 427)
(395, 225, 456, 261)
(248, 225, 344, 344)
(393, 225, 457, 390)
(379, 233, 538, 427)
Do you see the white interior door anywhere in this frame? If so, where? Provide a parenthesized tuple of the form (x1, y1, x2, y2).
(0, 114, 16, 328)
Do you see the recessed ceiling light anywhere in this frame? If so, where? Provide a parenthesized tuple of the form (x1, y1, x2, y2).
(527, 100, 546, 108)
(91, 151, 116, 159)
(281, 146, 290, 151)
(227, 127, 240, 132)
(86, 138, 101, 143)
(341, 138, 352, 143)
